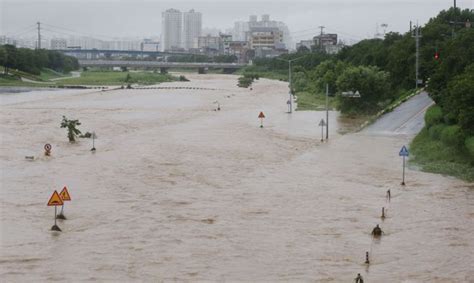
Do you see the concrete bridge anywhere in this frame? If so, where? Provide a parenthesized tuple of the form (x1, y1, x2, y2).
(78, 60, 247, 73)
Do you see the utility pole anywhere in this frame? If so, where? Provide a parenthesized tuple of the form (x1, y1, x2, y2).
(318, 26, 325, 52)
(412, 22, 422, 90)
(452, 0, 457, 38)
(325, 83, 329, 140)
(276, 56, 307, 113)
(289, 60, 292, 113)
(37, 22, 41, 49)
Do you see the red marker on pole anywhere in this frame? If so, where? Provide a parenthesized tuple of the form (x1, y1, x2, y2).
(258, 112, 265, 128)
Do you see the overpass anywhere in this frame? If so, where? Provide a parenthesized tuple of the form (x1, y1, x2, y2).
(78, 60, 247, 73)
(58, 49, 183, 59)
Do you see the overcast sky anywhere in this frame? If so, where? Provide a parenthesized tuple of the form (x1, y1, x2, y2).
(1, 0, 473, 43)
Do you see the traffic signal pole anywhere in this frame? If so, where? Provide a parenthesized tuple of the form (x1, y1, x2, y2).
(412, 23, 422, 89)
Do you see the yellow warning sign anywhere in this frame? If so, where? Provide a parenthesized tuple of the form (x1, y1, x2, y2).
(47, 190, 63, 206)
(60, 186, 71, 201)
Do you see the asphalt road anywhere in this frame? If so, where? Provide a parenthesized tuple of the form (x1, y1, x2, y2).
(364, 91, 434, 136)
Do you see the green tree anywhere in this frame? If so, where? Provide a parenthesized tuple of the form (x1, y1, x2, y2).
(0, 46, 6, 73)
(336, 65, 393, 114)
(443, 64, 474, 134)
(60, 116, 82, 142)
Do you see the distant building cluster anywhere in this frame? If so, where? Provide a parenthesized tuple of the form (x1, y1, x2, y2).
(1, 9, 347, 63)
(296, 33, 344, 54)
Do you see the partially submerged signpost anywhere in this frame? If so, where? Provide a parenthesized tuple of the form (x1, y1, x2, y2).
(57, 186, 71, 220)
(319, 119, 326, 142)
(399, 145, 409, 186)
(258, 112, 265, 128)
(47, 190, 64, 231)
(91, 131, 97, 152)
(44, 143, 52, 156)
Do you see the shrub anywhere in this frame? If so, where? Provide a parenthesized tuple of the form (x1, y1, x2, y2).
(440, 125, 464, 147)
(179, 75, 189, 81)
(428, 123, 446, 140)
(60, 116, 82, 142)
(238, 76, 253, 88)
(465, 136, 474, 158)
(425, 105, 443, 128)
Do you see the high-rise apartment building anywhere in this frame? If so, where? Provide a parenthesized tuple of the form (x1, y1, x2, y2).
(161, 8, 202, 51)
(162, 8, 182, 51)
(183, 9, 202, 50)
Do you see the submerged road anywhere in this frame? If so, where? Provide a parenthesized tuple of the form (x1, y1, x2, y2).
(364, 91, 434, 136)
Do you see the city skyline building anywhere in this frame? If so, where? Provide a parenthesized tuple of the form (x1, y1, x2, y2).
(161, 8, 182, 51)
(183, 9, 202, 50)
(232, 15, 292, 50)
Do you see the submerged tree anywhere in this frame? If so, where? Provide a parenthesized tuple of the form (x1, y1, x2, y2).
(60, 116, 82, 142)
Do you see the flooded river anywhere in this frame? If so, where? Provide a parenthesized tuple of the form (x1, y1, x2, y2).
(0, 74, 472, 281)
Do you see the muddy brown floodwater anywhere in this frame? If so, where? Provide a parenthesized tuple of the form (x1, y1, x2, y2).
(0, 74, 473, 282)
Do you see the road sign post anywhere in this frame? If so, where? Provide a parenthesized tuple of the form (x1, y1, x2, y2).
(44, 143, 52, 156)
(325, 84, 329, 140)
(47, 190, 64, 231)
(57, 186, 71, 220)
(91, 132, 97, 152)
(399, 145, 409, 185)
(319, 119, 326, 142)
(258, 112, 265, 128)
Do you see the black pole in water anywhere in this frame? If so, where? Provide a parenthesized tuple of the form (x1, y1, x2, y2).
(91, 132, 96, 152)
(321, 124, 324, 142)
(365, 251, 370, 264)
(381, 207, 385, 220)
(51, 206, 62, 231)
(402, 156, 406, 186)
(57, 203, 66, 220)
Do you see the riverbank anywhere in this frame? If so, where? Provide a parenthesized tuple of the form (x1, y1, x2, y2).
(409, 104, 474, 182)
(0, 69, 177, 87)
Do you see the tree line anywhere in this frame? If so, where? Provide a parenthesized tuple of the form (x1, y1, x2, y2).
(0, 44, 79, 75)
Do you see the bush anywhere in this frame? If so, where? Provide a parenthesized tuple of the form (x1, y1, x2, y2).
(425, 105, 443, 127)
(238, 76, 254, 88)
(428, 123, 446, 140)
(440, 125, 464, 147)
(179, 75, 189, 81)
(465, 136, 474, 158)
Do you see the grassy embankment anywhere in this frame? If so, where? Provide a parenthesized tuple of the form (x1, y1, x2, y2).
(410, 105, 474, 182)
(0, 68, 175, 87)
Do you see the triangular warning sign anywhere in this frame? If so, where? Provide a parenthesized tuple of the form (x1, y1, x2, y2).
(47, 190, 64, 206)
(258, 112, 265, 118)
(60, 186, 71, 201)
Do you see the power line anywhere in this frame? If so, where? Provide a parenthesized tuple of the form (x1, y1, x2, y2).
(5, 26, 37, 38)
(41, 22, 118, 40)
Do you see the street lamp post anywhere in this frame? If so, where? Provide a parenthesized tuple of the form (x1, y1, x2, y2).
(276, 56, 307, 113)
(326, 83, 329, 140)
